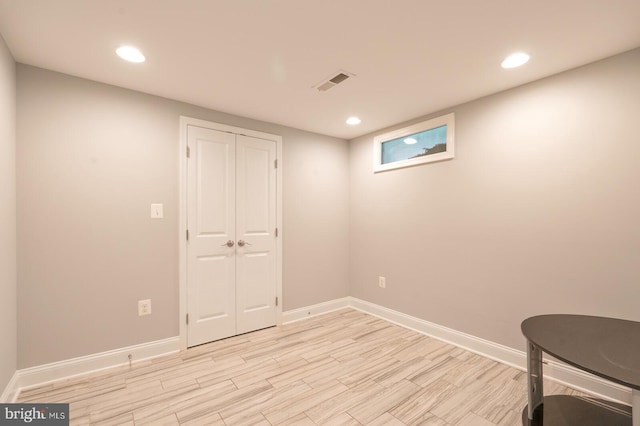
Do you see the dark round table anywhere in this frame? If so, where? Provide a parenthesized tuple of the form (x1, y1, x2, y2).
(521, 314, 640, 425)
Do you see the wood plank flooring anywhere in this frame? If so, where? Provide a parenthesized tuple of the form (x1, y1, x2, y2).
(18, 309, 588, 425)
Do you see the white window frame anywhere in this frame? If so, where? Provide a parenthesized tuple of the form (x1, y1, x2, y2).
(373, 113, 455, 173)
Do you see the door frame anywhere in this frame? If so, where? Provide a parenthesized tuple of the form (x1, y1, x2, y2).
(178, 116, 283, 350)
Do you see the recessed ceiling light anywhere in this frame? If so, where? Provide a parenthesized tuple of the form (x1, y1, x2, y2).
(116, 45, 146, 63)
(346, 117, 361, 125)
(501, 52, 529, 69)
(404, 138, 417, 145)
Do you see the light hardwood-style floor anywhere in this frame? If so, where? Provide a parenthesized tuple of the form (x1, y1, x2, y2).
(19, 309, 588, 425)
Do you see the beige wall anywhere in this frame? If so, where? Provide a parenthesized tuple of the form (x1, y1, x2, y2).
(17, 65, 349, 368)
(0, 34, 16, 393)
(349, 48, 640, 351)
(15, 47, 639, 371)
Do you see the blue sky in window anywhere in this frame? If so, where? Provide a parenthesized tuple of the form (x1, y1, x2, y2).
(381, 125, 447, 164)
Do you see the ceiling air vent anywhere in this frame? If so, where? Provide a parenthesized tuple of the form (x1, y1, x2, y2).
(314, 70, 355, 92)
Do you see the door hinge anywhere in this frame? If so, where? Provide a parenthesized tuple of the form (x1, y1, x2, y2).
(275, 228, 278, 237)
(275, 297, 278, 307)
(274, 159, 278, 168)
(186, 314, 189, 325)
(187, 146, 190, 158)
(186, 229, 189, 241)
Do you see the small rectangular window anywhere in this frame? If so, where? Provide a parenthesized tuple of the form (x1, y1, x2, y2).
(373, 113, 454, 172)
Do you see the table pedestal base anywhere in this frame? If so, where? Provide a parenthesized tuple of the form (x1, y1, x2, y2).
(522, 395, 631, 426)
(633, 389, 640, 426)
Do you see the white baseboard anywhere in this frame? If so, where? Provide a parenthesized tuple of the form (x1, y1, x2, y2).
(348, 298, 525, 369)
(348, 297, 631, 405)
(282, 297, 350, 324)
(1, 371, 19, 403)
(542, 359, 632, 405)
(7, 298, 632, 406)
(15, 337, 180, 396)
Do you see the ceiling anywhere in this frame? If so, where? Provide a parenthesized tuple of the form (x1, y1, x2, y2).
(0, 1, 639, 140)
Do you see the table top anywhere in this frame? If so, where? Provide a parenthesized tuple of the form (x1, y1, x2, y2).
(522, 314, 640, 390)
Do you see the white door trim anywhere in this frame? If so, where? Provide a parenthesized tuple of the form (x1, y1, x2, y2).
(179, 116, 283, 350)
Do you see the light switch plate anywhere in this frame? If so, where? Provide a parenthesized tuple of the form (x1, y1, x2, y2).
(151, 204, 163, 219)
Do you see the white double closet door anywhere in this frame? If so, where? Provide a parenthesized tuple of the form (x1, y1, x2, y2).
(186, 125, 277, 347)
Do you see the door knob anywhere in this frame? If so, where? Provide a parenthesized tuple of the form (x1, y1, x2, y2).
(237, 240, 252, 247)
(221, 240, 234, 247)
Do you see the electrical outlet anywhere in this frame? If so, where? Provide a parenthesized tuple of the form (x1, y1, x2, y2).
(138, 299, 152, 316)
(378, 276, 386, 288)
